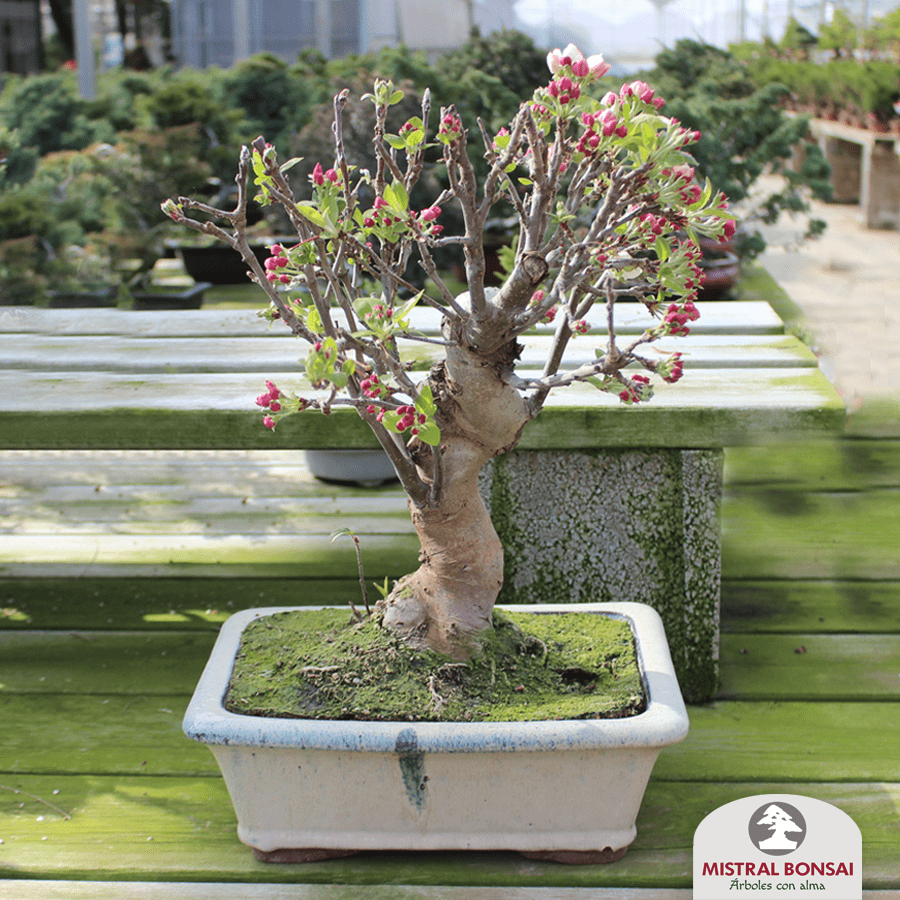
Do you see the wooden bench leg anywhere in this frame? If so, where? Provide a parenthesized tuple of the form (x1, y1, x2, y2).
(481, 449, 723, 703)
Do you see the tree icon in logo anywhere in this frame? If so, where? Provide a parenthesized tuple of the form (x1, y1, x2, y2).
(749, 802, 807, 855)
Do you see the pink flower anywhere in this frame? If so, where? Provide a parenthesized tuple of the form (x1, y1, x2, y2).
(311, 163, 324, 186)
(263, 415, 276, 429)
(324, 168, 339, 183)
(628, 81, 656, 104)
(373, 196, 389, 209)
(419, 206, 442, 222)
(599, 109, 618, 137)
(547, 43, 609, 79)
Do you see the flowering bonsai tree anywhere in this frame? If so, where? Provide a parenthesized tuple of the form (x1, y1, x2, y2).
(163, 44, 734, 659)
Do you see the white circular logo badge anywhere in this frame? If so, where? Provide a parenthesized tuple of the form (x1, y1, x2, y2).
(748, 801, 808, 855)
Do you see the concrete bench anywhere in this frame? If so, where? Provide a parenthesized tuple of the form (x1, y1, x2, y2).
(0, 291, 844, 702)
(804, 118, 900, 229)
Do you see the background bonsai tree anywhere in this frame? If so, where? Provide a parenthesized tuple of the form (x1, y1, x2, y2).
(164, 45, 733, 658)
(646, 39, 832, 257)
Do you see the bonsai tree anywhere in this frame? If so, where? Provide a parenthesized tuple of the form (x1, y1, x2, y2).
(163, 44, 733, 658)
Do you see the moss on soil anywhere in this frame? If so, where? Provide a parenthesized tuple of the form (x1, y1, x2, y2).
(224, 608, 646, 722)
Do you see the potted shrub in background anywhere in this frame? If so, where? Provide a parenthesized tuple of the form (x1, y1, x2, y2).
(174, 44, 734, 863)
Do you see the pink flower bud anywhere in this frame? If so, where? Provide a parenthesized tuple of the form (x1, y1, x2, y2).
(420, 206, 442, 222)
(311, 163, 324, 186)
(571, 58, 589, 77)
(263, 415, 276, 429)
(600, 109, 618, 137)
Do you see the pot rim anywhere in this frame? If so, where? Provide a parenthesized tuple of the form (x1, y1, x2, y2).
(183, 601, 689, 754)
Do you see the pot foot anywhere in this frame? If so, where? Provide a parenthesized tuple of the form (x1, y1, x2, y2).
(252, 847, 361, 863)
(520, 846, 628, 865)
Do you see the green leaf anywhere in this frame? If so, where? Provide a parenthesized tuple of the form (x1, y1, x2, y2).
(306, 306, 322, 333)
(393, 289, 424, 323)
(654, 236, 671, 263)
(417, 421, 441, 446)
(415, 383, 436, 416)
(518, 177, 533, 186)
(296, 203, 326, 229)
(279, 156, 303, 173)
(383, 180, 409, 212)
(385, 134, 407, 150)
(389, 89, 405, 105)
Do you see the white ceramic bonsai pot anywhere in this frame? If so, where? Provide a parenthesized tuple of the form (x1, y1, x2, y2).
(183, 601, 689, 864)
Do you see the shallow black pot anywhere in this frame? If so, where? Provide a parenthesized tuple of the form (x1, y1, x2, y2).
(130, 282, 213, 310)
(47, 286, 119, 308)
(177, 244, 273, 284)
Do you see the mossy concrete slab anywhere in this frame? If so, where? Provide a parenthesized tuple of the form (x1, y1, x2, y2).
(481, 449, 722, 703)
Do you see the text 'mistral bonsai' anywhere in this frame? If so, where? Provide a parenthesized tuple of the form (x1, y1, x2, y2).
(164, 44, 735, 659)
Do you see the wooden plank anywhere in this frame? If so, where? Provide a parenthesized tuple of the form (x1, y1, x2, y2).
(0, 578, 364, 631)
(1, 368, 845, 450)
(4, 577, 896, 635)
(722, 488, 900, 580)
(725, 439, 900, 491)
(11, 487, 897, 579)
(0, 533, 421, 578)
(656, 701, 900, 782)
(0, 631, 215, 695)
(0, 333, 817, 373)
(0, 302, 787, 337)
(719, 634, 900, 700)
(1, 494, 411, 534)
(722, 580, 900, 633)
(0, 694, 217, 776)
(0, 776, 896, 885)
(6, 693, 898, 783)
(0, 883, 698, 900)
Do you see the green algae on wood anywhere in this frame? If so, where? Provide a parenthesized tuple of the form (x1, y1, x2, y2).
(224, 608, 645, 723)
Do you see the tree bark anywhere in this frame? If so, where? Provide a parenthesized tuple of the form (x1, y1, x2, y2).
(379, 326, 531, 657)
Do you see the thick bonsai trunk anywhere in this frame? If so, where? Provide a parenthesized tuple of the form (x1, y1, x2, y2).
(379, 334, 531, 658)
(382, 436, 503, 657)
